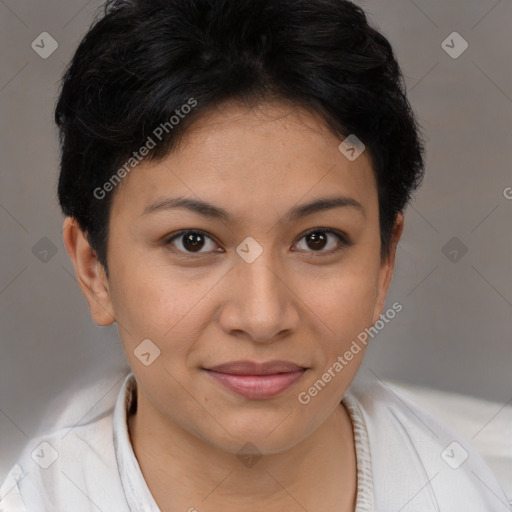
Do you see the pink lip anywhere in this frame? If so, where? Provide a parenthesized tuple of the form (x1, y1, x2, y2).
(203, 360, 307, 399)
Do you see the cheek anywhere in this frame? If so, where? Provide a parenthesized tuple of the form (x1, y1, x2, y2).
(299, 259, 380, 329)
(292, 255, 381, 369)
(108, 256, 219, 351)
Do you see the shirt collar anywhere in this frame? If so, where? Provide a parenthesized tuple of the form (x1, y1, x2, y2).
(113, 372, 161, 512)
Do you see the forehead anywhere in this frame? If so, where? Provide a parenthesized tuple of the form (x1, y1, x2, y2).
(110, 101, 377, 222)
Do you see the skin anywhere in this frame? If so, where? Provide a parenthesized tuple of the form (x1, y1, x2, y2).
(63, 100, 403, 512)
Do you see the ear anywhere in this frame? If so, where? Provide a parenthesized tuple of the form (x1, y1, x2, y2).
(371, 213, 404, 325)
(62, 217, 115, 326)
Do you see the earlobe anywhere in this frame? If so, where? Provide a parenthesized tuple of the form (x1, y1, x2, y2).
(62, 217, 116, 326)
(372, 213, 404, 325)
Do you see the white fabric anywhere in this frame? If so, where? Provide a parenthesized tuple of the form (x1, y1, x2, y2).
(0, 372, 509, 511)
(386, 379, 512, 500)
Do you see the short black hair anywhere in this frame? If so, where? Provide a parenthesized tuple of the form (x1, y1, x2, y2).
(55, 0, 425, 271)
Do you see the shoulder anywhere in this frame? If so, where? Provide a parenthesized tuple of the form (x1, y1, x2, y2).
(344, 378, 510, 512)
(0, 373, 132, 512)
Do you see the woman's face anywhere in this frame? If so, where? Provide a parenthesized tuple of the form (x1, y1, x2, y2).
(95, 101, 400, 454)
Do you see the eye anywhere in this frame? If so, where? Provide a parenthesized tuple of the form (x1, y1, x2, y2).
(165, 230, 222, 256)
(293, 228, 350, 256)
(164, 228, 351, 258)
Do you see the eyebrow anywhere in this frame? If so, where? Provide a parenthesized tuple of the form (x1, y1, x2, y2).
(142, 195, 365, 222)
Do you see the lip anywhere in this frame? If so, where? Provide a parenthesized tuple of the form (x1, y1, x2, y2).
(203, 360, 308, 400)
(206, 360, 306, 375)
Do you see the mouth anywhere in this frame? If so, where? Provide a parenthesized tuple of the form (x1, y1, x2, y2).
(202, 360, 308, 400)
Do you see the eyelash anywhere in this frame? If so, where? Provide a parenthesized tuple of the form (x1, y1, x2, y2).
(164, 228, 351, 258)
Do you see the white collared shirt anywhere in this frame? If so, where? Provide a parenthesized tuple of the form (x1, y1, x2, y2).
(0, 372, 508, 511)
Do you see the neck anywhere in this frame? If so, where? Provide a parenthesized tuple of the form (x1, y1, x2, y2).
(128, 386, 357, 512)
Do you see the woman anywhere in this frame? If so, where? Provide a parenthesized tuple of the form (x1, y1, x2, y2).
(0, 0, 508, 510)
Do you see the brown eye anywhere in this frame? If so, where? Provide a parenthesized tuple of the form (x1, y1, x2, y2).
(294, 229, 350, 255)
(166, 230, 221, 255)
(182, 232, 206, 252)
(305, 231, 328, 251)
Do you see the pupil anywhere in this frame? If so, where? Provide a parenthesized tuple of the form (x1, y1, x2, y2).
(307, 232, 327, 250)
(184, 232, 204, 252)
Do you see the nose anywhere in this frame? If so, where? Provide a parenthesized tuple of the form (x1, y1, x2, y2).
(218, 251, 300, 344)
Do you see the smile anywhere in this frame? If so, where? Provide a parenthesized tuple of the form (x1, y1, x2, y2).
(203, 368, 307, 399)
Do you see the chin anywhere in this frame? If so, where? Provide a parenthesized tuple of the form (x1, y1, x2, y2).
(196, 413, 309, 457)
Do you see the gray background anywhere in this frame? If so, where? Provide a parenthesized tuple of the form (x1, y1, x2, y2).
(1, 0, 511, 482)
